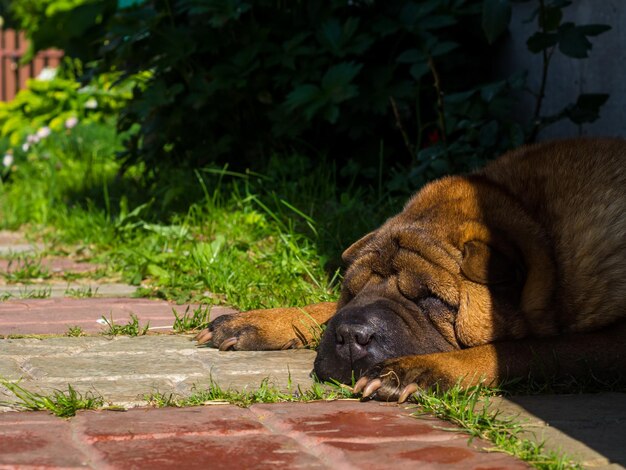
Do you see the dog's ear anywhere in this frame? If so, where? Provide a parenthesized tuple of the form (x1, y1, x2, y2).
(342, 231, 377, 265)
(461, 240, 521, 285)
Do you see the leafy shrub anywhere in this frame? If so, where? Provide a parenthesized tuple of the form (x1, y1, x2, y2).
(2, 0, 611, 187)
(0, 65, 130, 150)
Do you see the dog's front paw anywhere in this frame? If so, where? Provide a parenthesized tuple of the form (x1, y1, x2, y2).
(353, 355, 458, 403)
(194, 309, 303, 351)
(194, 314, 259, 350)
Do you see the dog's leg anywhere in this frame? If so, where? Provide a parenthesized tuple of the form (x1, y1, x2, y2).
(195, 302, 337, 351)
(354, 322, 626, 402)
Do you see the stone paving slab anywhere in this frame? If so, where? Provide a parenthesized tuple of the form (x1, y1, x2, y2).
(0, 336, 317, 407)
(0, 256, 103, 276)
(0, 298, 237, 335)
(0, 281, 137, 299)
(0, 230, 43, 255)
(0, 402, 528, 469)
(492, 393, 626, 469)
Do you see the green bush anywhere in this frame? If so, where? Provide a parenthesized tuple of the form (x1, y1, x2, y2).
(0, 66, 130, 150)
(2, 0, 610, 186)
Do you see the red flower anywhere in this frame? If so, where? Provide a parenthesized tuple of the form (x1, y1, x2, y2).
(428, 129, 440, 145)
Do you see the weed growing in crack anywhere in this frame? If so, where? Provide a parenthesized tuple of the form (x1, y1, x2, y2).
(65, 325, 85, 337)
(144, 376, 355, 408)
(2, 255, 50, 282)
(99, 313, 149, 336)
(14, 286, 52, 299)
(64, 285, 99, 298)
(0, 378, 103, 417)
(172, 305, 212, 333)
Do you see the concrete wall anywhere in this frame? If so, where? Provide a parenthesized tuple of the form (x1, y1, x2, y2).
(501, 1, 625, 140)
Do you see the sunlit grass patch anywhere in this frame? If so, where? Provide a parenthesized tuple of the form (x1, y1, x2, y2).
(172, 305, 212, 333)
(0, 121, 395, 310)
(144, 376, 356, 408)
(1, 254, 51, 283)
(99, 313, 150, 336)
(0, 379, 103, 418)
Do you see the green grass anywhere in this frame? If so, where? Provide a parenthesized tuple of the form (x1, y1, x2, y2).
(172, 305, 212, 333)
(0, 122, 395, 309)
(145, 376, 355, 408)
(0, 286, 52, 300)
(0, 379, 103, 418)
(65, 325, 85, 337)
(99, 313, 150, 336)
(1, 254, 50, 282)
(64, 284, 99, 298)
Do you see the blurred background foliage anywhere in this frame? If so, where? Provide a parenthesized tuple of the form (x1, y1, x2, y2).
(0, 0, 610, 188)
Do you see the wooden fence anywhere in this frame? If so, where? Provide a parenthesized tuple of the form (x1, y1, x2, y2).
(0, 28, 63, 101)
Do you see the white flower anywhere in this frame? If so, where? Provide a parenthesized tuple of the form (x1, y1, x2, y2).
(36, 127, 51, 139)
(21, 143, 29, 152)
(65, 116, 78, 129)
(37, 67, 57, 81)
(27, 134, 39, 144)
(84, 98, 98, 109)
(2, 153, 13, 167)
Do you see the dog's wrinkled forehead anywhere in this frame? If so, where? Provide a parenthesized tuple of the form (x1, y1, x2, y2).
(340, 225, 461, 307)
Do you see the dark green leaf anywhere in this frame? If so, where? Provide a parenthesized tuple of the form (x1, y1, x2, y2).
(558, 23, 592, 58)
(429, 158, 451, 174)
(507, 70, 527, 90)
(446, 90, 476, 104)
(285, 85, 321, 111)
(479, 120, 499, 146)
(526, 32, 558, 53)
(538, 6, 562, 31)
(323, 105, 340, 124)
(482, 0, 512, 44)
(321, 62, 363, 103)
(430, 41, 458, 56)
(396, 49, 423, 63)
(480, 81, 506, 102)
(419, 15, 457, 30)
(317, 17, 361, 57)
(566, 93, 609, 124)
(401, 1, 439, 28)
(409, 62, 429, 80)
(509, 123, 525, 147)
(578, 24, 611, 36)
(418, 143, 446, 162)
(118, 0, 147, 9)
(318, 18, 342, 54)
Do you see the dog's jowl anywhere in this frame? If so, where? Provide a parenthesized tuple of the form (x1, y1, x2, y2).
(196, 138, 626, 401)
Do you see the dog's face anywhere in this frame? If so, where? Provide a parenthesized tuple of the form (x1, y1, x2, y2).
(314, 207, 529, 384)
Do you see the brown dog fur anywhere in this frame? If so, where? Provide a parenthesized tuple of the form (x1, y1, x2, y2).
(197, 138, 626, 400)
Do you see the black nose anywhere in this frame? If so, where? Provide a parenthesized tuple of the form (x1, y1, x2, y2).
(335, 323, 374, 362)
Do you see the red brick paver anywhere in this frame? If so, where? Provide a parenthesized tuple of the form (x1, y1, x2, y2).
(0, 402, 528, 469)
(0, 298, 237, 335)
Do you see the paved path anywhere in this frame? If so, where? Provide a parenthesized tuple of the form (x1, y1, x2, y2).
(1, 233, 625, 468)
(0, 335, 316, 407)
(1, 403, 528, 469)
(0, 298, 236, 335)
